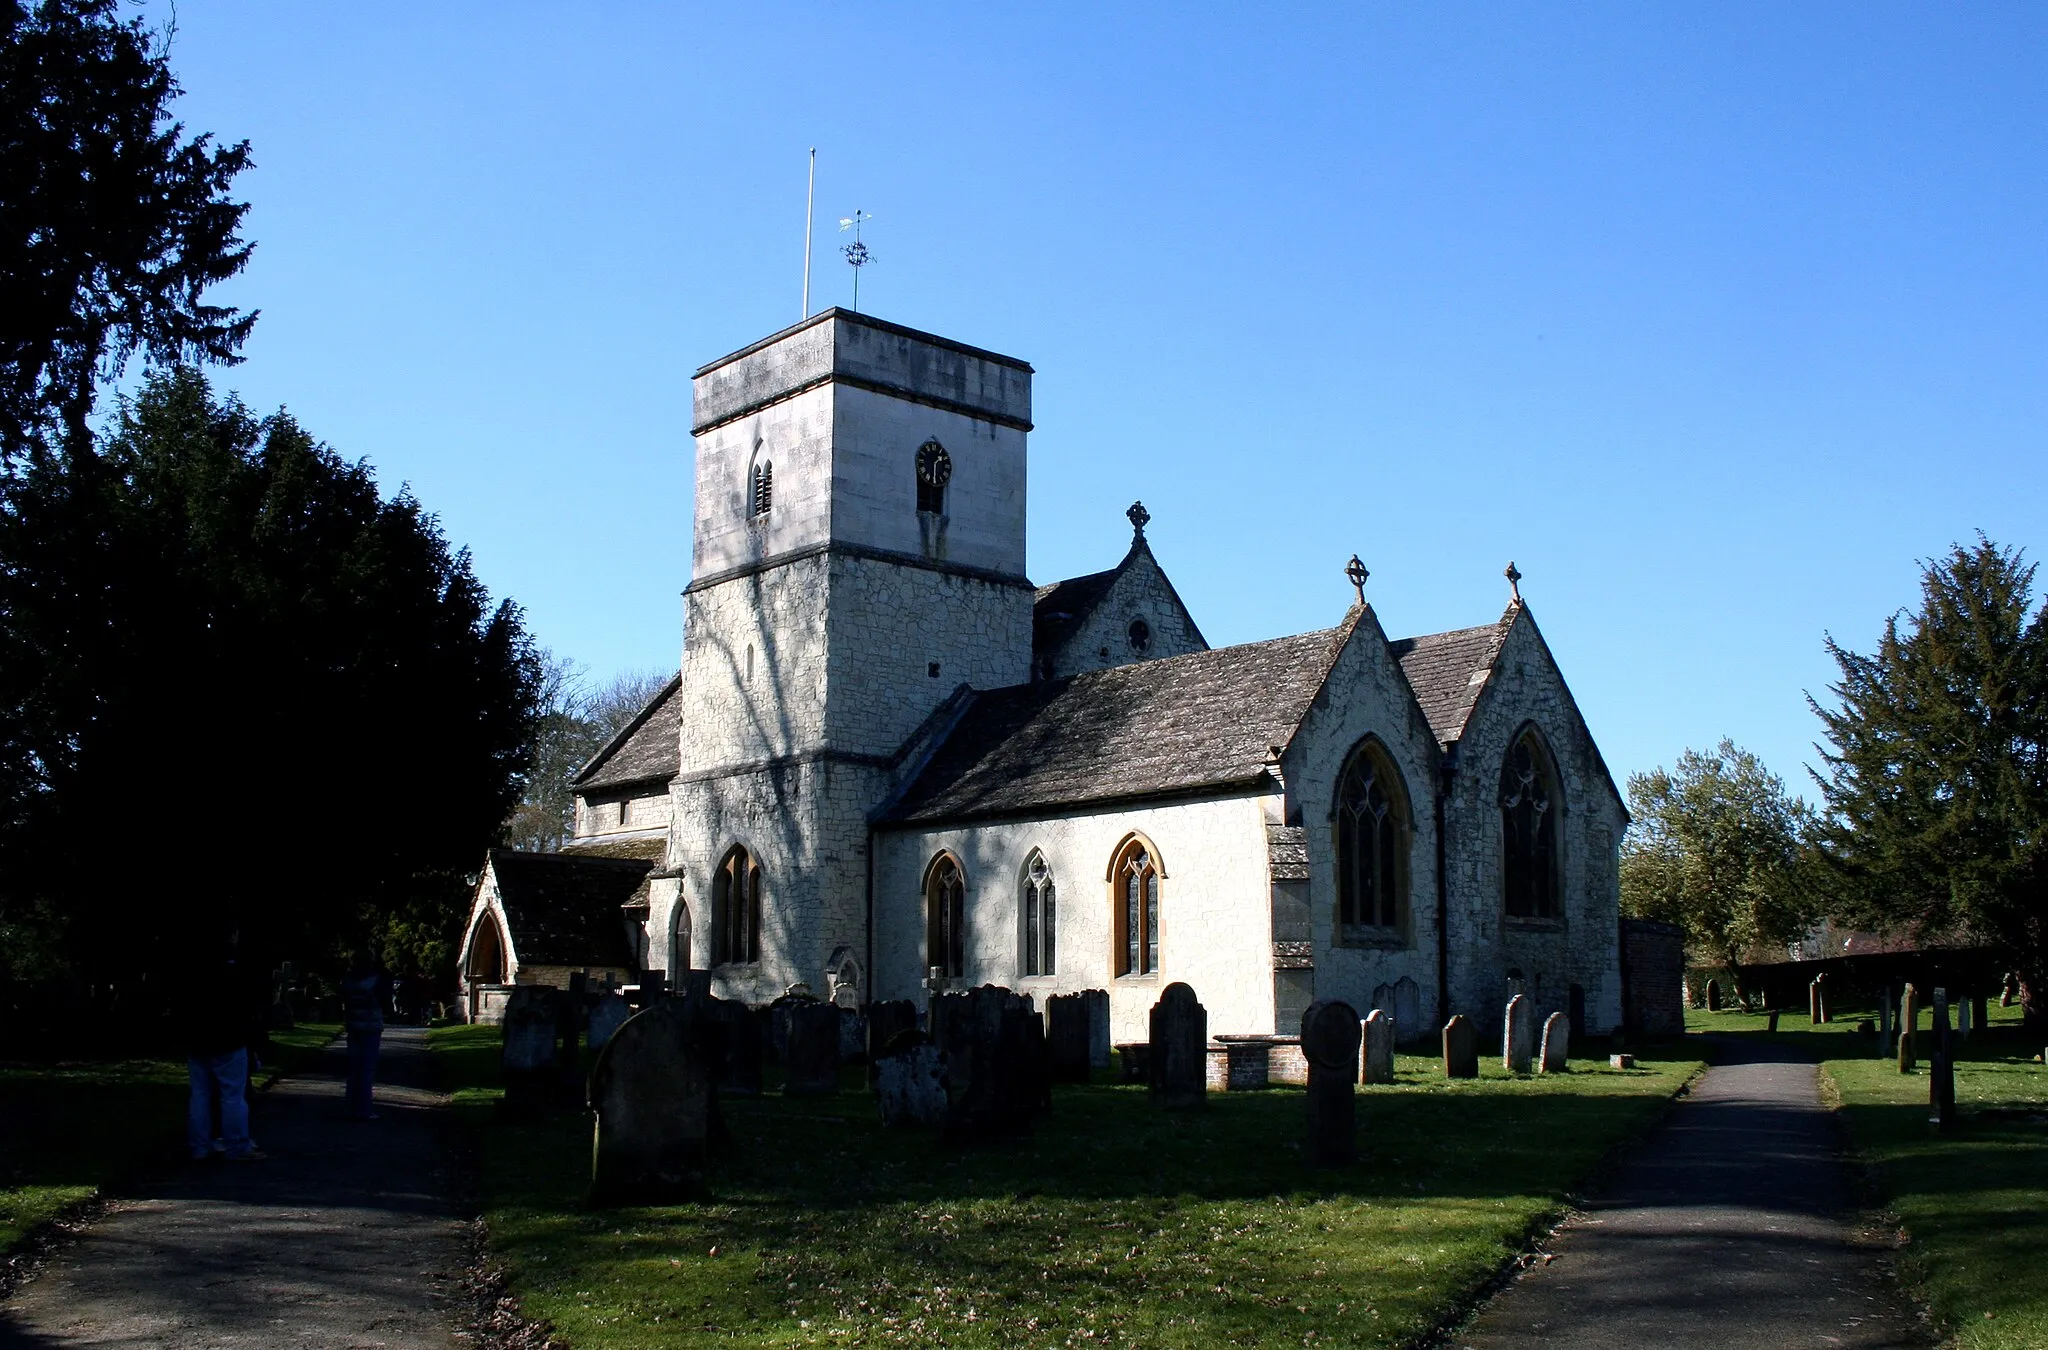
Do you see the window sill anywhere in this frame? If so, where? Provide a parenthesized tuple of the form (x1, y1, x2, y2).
(1114, 972, 1160, 984)
(1503, 916, 1567, 934)
(1335, 930, 1410, 951)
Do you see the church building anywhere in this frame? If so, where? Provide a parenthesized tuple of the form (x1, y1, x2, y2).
(458, 309, 1629, 1044)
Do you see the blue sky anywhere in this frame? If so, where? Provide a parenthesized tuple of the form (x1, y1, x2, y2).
(146, 2, 2048, 801)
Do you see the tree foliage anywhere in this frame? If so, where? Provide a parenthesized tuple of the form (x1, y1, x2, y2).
(502, 662, 673, 853)
(1, 0, 254, 454)
(0, 367, 541, 997)
(1810, 536, 2047, 1025)
(1621, 739, 1815, 990)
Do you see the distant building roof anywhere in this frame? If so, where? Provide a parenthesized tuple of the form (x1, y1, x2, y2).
(572, 674, 681, 792)
(1389, 615, 1515, 746)
(486, 848, 649, 969)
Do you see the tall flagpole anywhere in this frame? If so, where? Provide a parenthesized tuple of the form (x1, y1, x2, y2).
(801, 148, 816, 320)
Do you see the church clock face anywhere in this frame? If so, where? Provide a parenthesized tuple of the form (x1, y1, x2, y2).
(916, 440, 952, 488)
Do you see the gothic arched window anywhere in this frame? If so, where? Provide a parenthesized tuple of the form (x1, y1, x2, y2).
(1021, 851, 1056, 976)
(711, 846, 761, 965)
(925, 853, 966, 979)
(750, 459, 773, 517)
(1112, 837, 1160, 976)
(670, 898, 691, 976)
(1334, 739, 1409, 937)
(1501, 729, 1561, 919)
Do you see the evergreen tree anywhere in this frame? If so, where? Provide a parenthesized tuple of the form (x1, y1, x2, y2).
(1811, 536, 2047, 1027)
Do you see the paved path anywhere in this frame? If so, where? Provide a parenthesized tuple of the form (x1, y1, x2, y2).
(1457, 1037, 1926, 1349)
(0, 1028, 467, 1349)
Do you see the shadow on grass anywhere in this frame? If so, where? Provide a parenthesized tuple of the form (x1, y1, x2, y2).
(0, 1059, 187, 1252)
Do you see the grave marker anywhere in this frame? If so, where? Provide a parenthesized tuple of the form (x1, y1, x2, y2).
(1442, 1015, 1478, 1079)
(588, 999, 709, 1204)
(783, 999, 841, 1096)
(1898, 984, 1919, 1073)
(1705, 978, 1722, 1012)
(1539, 1011, 1570, 1073)
(1148, 982, 1207, 1109)
(875, 1035, 948, 1127)
(1502, 994, 1536, 1073)
(586, 992, 631, 1055)
(1046, 993, 1093, 1083)
(1083, 989, 1112, 1070)
(1361, 1010, 1395, 1085)
(1301, 1000, 1360, 1166)
(500, 986, 561, 1113)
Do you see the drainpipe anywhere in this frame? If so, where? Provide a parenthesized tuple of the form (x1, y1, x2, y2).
(1435, 744, 1457, 1029)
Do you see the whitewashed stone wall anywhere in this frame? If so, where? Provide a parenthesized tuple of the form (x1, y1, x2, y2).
(874, 793, 1277, 1043)
(1046, 543, 1207, 679)
(571, 789, 673, 840)
(675, 556, 833, 771)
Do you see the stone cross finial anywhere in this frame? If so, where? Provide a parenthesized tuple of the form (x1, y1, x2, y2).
(1345, 555, 1369, 606)
(1505, 561, 1523, 604)
(1127, 501, 1150, 538)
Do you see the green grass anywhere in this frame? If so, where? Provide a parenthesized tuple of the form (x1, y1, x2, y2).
(1688, 997, 2048, 1347)
(435, 1025, 1701, 1349)
(0, 1055, 187, 1254)
(261, 1021, 343, 1083)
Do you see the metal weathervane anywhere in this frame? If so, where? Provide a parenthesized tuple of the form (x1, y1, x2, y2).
(839, 209, 874, 311)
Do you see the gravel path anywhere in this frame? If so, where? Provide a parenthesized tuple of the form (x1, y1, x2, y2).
(0, 1027, 467, 1349)
(1456, 1037, 1927, 1349)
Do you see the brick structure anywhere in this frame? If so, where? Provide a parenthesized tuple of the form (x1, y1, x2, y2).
(1620, 917, 1686, 1037)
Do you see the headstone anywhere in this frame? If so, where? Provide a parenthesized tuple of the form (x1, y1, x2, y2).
(1393, 977, 1423, 1041)
(946, 1006, 1046, 1144)
(586, 992, 632, 1055)
(1116, 1042, 1150, 1083)
(1148, 982, 1207, 1108)
(681, 969, 712, 1000)
(1045, 993, 1093, 1083)
(635, 968, 666, 1007)
(1971, 993, 1989, 1037)
(875, 1036, 948, 1127)
(556, 973, 588, 1100)
(1301, 1000, 1360, 1166)
(768, 992, 818, 1062)
(838, 1007, 867, 1063)
(1929, 995, 1956, 1128)
(1083, 989, 1112, 1070)
(588, 998, 710, 1204)
(1442, 1015, 1478, 1079)
(865, 999, 919, 1081)
(711, 999, 763, 1096)
(1705, 978, 1722, 1012)
(783, 999, 841, 1095)
(1609, 1053, 1635, 1069)
(1360, 1010, 1395, 1085)
(1897, 984, 1919, 1072)
(1539, 1011, 1570, 1073)
(1809, 976, 1822, 1025)
(500, 986, 561, 1112)
(1767, 1009, 1781, 1033)
(1502, 994, 1535, 1073)
(1878, 990, 1893, 1053)
(1816, 972, 1830, 1024)
(1957, 996, 1973, 1039)
(1371, 982, 1392, 1020)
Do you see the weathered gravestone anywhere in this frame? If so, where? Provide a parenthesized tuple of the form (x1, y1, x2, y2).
(1301, 1000, 1360, 1166)
(932, 986, 1035, 1101)
(865, 999, 919, 1081)
(1929, 992, 1956, 1128)
(946, 1007, 1047, 1143)
(1539, 1011, 1570, 1073)
(1360, 1010, 1395, 1085)
(1045, 993, 1093, 1083)
(1705, 978, 1722, 1012)
(768, 993, 817, 1062)
(1898, 985, 1919, 1072)
(1392, 978, 1423, 1043)
(1442, 1015, 1479, 1079)
(1502, 994, 1536, 1074)
(1149, 982, 1208, 1109)
(501, 986, 562, 1113)
(838, 1007, 867, 1064)
(875, 1034, 948, 1128)
(587, 992, 632, 1055)
(1810, 974, 1828, 1025)
(783, 999, 842, 1096)
(1083, 988, 1112, 1070)
(588, 999, 710, 1204)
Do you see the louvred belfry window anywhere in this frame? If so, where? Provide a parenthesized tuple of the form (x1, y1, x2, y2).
(1113, 839, 1159, 977)
(1501, 730, 1561, 919)
(750, 460, 773, 517)
(926, 854, 967, 979)
(1335, 740, 1408, 935)
(711, 846, 761, 965)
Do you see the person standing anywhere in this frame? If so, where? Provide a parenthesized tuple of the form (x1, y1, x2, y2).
(179, 928, 267, 1162)
(340, 948, 389, 1120)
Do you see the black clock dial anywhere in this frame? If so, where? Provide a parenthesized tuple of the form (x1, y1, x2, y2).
(916, 440, 952, 487)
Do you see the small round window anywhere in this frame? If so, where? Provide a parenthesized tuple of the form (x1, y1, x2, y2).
(1128, 618, 1152, 653)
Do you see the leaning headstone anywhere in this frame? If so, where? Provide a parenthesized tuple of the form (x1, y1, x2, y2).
(1148, 982, 1207, 1109)
(586, 992, 632, 1055)
(1046, 993, 1093, 1083)
(1539, 1011, 1570, 1073)
(1301, 1000, 1361, 1166)
(875, 1036, 948, 1127)
(1705, 978, 1722, 1012)
(1392, 978, 1423, 1042)
(783, 1000, 841, 1096)
(500, 986, 561, 1112)
(588, 999, 710, 1204)
(1442, 1015, 1478, 1079)
(1502, 994, 1535, 1074)
(1897, 984, 1919, 1072)
(1083, 988, 1112, 1070)
(1360, 1010, 1395, 1085)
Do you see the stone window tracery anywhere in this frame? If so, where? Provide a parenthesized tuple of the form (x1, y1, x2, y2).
(1021, 852, 1056, 976)
(1501, 729, 1561, 919)
(1334, 739, 1409, 937)
(1127, 617, 1151, 654)
(1112, 838, 1160, 977)
(711, 845, 761, 965)
(926, 853, 967, 979)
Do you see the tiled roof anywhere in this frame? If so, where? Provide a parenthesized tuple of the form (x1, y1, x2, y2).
(488, 849, 649, 968)
(573, 675, 681, 791)
(1032, 566, 1122, 657)
(885, 624, 1352, 825)
(1389, 614, 1514, 745)
(559, 834, 668, 864)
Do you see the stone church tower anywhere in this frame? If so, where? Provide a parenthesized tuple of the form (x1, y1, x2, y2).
(650, 309, 1037, 1003)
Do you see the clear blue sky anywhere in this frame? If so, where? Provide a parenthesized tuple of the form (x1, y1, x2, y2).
(146, 2, 2048, 802)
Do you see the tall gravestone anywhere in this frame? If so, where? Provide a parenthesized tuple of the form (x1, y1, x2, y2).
(1957, 997, 1973, 1039)
(586, 992, 632, 1055)
(1929, 993, 1956, 1128)
(1046, 993, 1092, 1083)
(1878, 990, 1894, 1056)
(875, 1034, 948, 1128)
(783, 999, 841, 1096)
(1301, 1000, 1360, 1166)
(1360, 1010, 1395, 1085)
(1705, 978, 1722, 1012)
(1810, 974, 1828, 1025)
(1082, 988, 1112, 1070)
(1897, 984, 1919, 1072)
(1539, 1011, 1570, 1073)
(1502, 995, 1536, 1074)
(501, 986, 561, 1113)
(588, 998, 710, 1204)
(1442, 1015, 1479, 1079)
(946, 1006, 1046, 1143)
(1148, 982, 1207, 1109)
(1970, 993, 1989, 1037)
(1392, 978, 1422, 1043)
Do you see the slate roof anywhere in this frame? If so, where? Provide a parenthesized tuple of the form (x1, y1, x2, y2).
(1388, 614, 1514, 746)
(487, 849, 648, 968)
(885, 624, 1352, 825)
(572, 675, 682, 792)
(1032, 566, 1121, 658)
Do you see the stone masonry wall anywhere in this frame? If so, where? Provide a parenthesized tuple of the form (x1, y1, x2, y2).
(1621, 917, 1686, 1036)
(1047, 544, 1208, 679)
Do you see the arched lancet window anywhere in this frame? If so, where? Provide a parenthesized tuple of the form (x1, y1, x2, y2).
(925, 853, 966, 979)
(1334, 739, 1410, 936)
(1501, 728, 1561, 919)
(915, 439, 951, 516)
(1021, 851, 1056, 976)
(750, 458, 773, 518)
(711, 846, 761, 965)
(1112, 837, 1160, 977)
(670, 897, 691, 975)
(466, 913, 507, 984)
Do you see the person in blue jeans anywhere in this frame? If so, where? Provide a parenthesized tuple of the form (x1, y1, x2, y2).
(179, 930, 268, 1161)
(341, 949, 389, 1120)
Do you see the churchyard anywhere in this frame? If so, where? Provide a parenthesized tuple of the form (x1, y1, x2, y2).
(433, 991, 1700, 1350)
(1685, 997, 2048, 1347)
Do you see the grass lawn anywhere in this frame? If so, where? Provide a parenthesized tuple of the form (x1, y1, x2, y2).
(0, 1022, 341, 1257)
(435, 1024, 1701, 1349)
(1687, 998, 2048, 1348)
